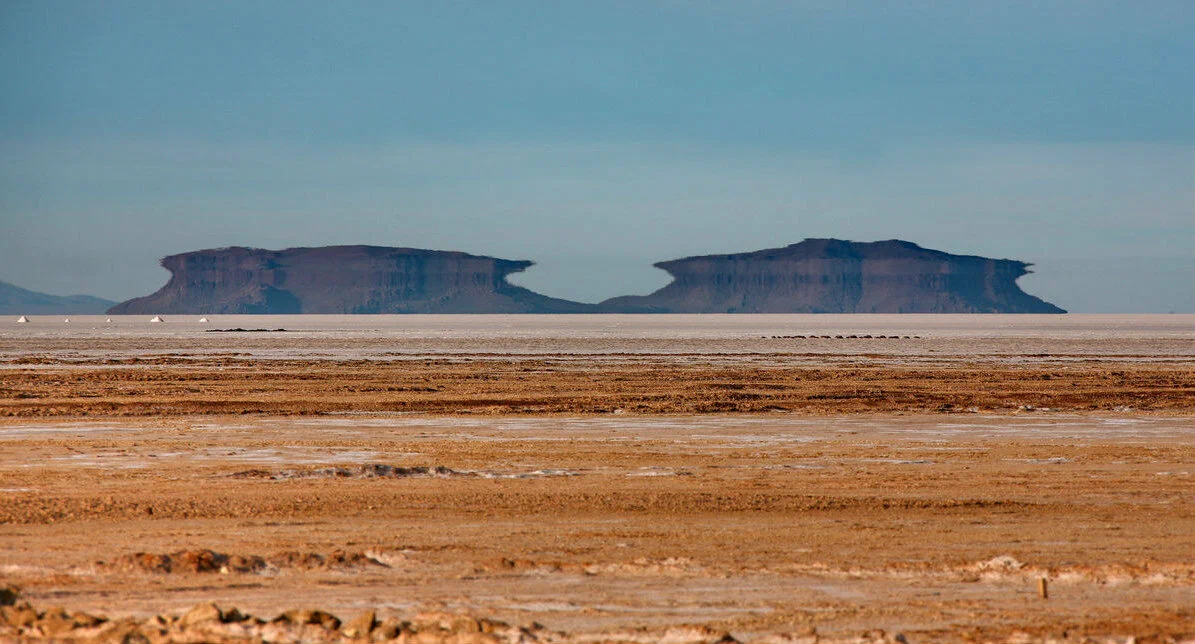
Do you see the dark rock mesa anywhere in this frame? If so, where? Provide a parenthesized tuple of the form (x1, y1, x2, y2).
(600, 239, 1064, 314)
(108, 246, 590, 314)
(108, 240, 1064, 314)
(0, 281, 115, 315)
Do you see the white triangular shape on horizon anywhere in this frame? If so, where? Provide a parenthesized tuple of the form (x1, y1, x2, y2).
(106, 318, 112, 323)
(198, 317, 209, 323)
(149, 316, 163, 323)
(63, 318, 70, 323)
(16, 316, 28, 323)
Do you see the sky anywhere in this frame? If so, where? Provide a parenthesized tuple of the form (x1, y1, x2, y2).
(1, 1, 1192, 312)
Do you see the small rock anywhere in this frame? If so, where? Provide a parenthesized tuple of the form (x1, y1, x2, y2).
(222, 607, 252, 623)
(105, 619, 151, 644)
(144, 614, 171, 630)
(174, 549, 224, 573)
(279, 608, 341, 630)
(179, 602, 224, 628)
(450, 615, 481, 634)
(226, 553, 268, 573)
(211, 620, 260, 640)
(123, 552, 173, 573)
(342, 609, 377, 638)
(36, 607, 72, 636)
(373, 617, 406, 640)
(0, 586, 17, 607)
(0, 602, 38, 628)
(477, 617, 508, 635)
(71, 611, 105, 628)
(271, 551, 327, 569)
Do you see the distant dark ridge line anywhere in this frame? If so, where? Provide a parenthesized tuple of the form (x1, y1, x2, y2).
(767, 335, 923, 339)
(205, 328, 290, 333)
(0, 280, 116, 315)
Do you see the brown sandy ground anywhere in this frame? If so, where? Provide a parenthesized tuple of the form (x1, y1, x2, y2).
(2, 330, 1193, 642)
(2, 356, 1194, 417)
(2, 412, 1194, 643)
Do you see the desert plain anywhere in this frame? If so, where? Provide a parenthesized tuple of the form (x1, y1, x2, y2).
(1, 314, 1193, 643)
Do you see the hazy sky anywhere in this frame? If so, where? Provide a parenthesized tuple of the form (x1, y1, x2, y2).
(1, 1, 1192, 311)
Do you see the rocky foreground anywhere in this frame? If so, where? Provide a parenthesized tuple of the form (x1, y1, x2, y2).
(4, 586, 1190, 644)
(4, 587, 554, 644)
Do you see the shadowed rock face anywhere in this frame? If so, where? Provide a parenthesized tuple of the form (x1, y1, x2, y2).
(598, 239, 1065, 313)
(108, 240, 1064, 315)
(107, 246, 592, 314)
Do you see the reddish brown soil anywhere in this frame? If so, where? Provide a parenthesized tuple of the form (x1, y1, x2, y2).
(2, 357, 1192, 417)
(1, 331, 1193, 643)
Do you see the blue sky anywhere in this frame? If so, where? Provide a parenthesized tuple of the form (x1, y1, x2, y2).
(1, 1, 1192, 311)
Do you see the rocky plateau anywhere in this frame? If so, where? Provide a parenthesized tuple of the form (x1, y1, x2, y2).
(103, 240, 1063, 314)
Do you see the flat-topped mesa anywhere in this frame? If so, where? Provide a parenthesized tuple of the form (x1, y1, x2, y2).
(108, 245, 593, 314)
(599, 239, 1065, 313)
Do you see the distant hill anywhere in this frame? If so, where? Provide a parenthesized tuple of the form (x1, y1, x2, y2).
(108, 240, 1065, 314)
(0, 281, 116, 315)
(598, 239, 1065, 313)
(107, 245, 592, 314)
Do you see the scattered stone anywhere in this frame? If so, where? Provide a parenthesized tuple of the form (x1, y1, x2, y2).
(70, 611, 105, 629)
(205, 328, 290, 333)
(33, 606, 69, 636)
(234, 464, 465, 481)
(277, 608, 341, 630)
(342, 609, 377, 638)
(0, 586, 17, 607)
(113, 548, 378, 574)
(374, 617, 406, 639)
(974, 555, 1025, 572)
(270, 551, 327, 569)
(122, 552, 172, 573)
(179, 602, 225, 628)
(0, 602, 38, 628)
(142, 614, 172, 632)
(3, 595, 1179, 643)
(270, 549, 387, 570)
(174, 549, 225, 573)
(221, 607, 254, 624)
(101, 619, 151, 644)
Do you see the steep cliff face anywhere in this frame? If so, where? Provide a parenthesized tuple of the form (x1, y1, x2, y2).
(108, 246, 592, 314)
(109, 240, 1065, 315)
(599, 239, 1065, 313)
